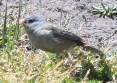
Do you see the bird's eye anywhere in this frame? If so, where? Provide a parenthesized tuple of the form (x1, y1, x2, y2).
(28, 19, 35, 23)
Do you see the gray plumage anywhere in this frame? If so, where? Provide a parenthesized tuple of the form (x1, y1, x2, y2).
(22, 15, 104, 56)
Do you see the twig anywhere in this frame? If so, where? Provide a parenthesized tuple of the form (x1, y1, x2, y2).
(38, 0, 42, 7)
(103, 30, 117, 42)
(99, 30, 117, 45)
(76, 22, 84, 33)
(82, 15, 89, 45)
(0, 0, 3, 6)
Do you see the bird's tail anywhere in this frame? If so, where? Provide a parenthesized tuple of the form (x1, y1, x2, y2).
(83, 45, 104, 57)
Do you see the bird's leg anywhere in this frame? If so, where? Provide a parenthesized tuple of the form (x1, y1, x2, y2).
(31, 47, 37, 52)
(63, 52, 70, 57)
(55, 53, 61, 58)
(55, 52, 70, 59)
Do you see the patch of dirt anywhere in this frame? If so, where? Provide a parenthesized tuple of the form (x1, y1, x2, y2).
(1, 0, 117, 52)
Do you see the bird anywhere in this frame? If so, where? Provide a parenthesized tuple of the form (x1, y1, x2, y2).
(19, 15, 104, 57)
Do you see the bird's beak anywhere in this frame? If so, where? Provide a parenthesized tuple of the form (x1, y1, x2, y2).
(19, 18, 26, 26)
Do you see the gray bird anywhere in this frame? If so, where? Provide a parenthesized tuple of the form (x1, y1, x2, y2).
(19, 15, 104, 56)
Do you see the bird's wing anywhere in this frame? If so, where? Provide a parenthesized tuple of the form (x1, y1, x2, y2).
(42, 23, 104, 56)
(44, 23, 86, 46)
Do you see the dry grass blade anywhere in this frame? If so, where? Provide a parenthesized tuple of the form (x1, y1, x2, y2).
(2, 0, 8, 45)
(53, 59, 64, 70)
(15, 0, 22, 40)
(83, 69, 90, 81)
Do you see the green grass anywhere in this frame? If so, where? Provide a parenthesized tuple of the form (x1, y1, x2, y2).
(92, 3, 117, 19)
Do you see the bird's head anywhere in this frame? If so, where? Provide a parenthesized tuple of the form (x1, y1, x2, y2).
(19, 15, 46, 34)
(19, 15, 46, 35)
(19, 15, 40, 27)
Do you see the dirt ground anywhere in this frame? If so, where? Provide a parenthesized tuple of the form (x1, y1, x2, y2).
(0, 0, 117, 52)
